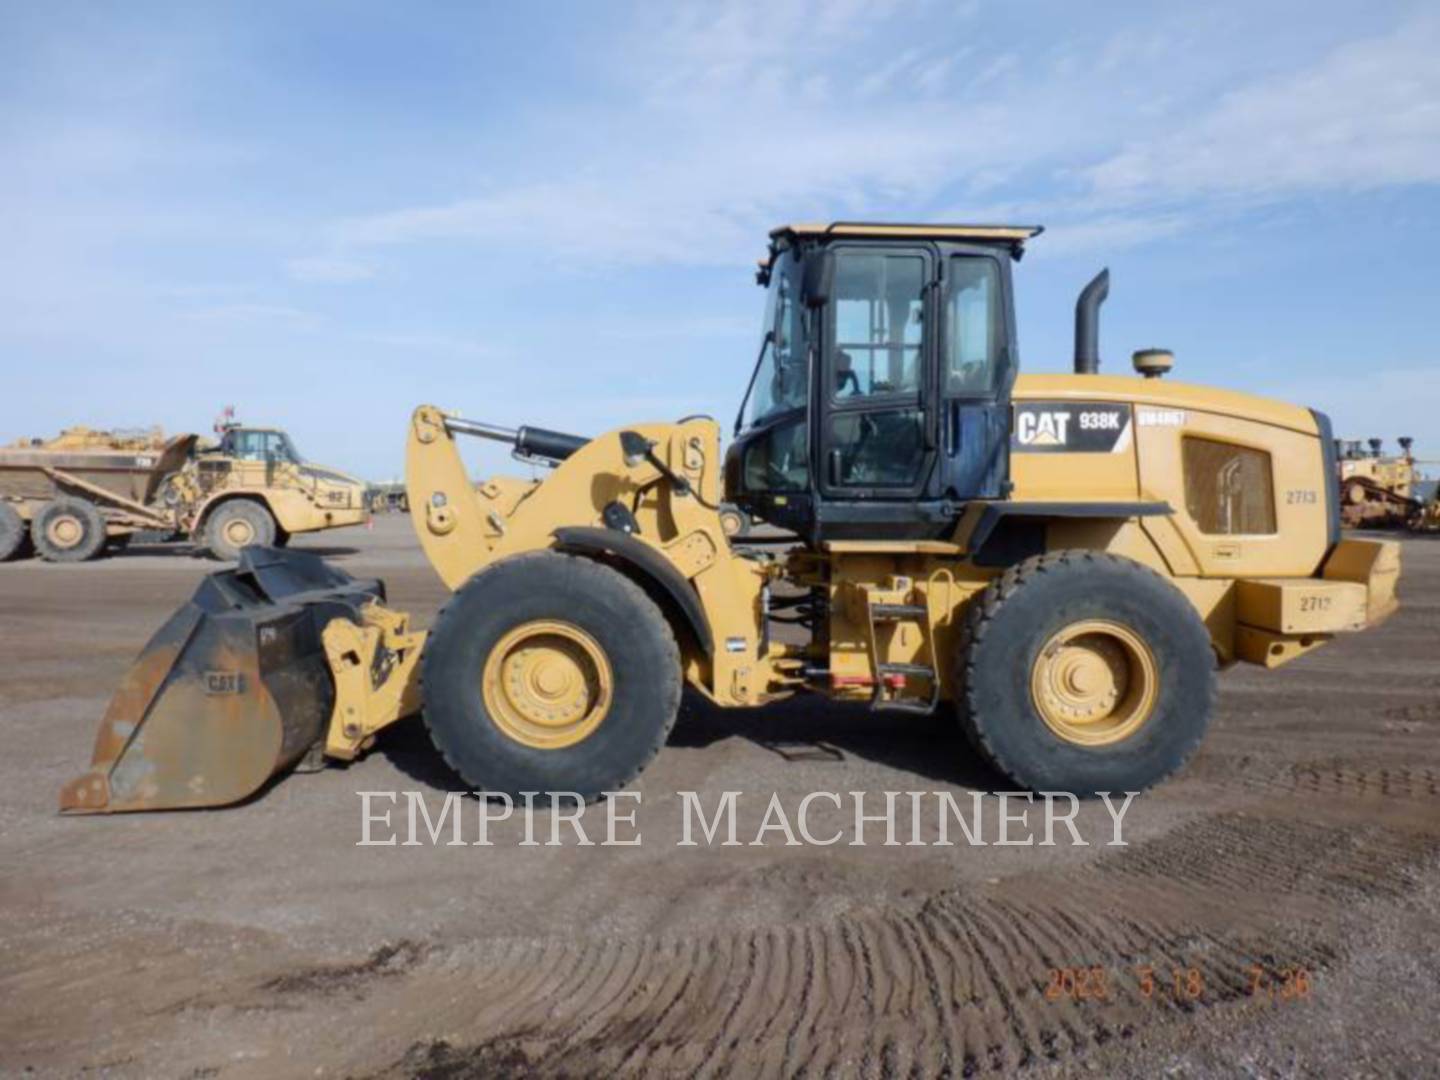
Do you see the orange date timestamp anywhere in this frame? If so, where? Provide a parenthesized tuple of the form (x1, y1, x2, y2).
(1043, 965, 1312, 1003)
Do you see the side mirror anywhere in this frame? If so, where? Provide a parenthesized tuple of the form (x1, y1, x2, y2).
(801, 250, 835, 308)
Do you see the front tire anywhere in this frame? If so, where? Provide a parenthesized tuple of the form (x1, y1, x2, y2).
(954, 550, 1216, 795)
(204, 499, 276, 561)
(421, 552, 682, 802)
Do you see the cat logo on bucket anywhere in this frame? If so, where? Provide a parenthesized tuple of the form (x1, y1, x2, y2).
(1012, 403, 1132, 454)
(204, 671, 243, 695)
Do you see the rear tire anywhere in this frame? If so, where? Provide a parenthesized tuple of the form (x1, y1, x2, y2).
(421, 551, 682, 803)
(0, 503, 29, 561)
(31, 497, 107, 562)
(204, 499, 276, 561)
(954, 550, 1215, 795)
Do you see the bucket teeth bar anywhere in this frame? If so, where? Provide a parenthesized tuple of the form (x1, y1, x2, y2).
(59, 547, 390, 813)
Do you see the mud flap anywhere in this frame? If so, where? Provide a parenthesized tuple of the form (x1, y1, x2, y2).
(59, 547, 385, 813)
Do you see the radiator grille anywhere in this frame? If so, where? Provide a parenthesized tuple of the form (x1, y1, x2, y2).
(1182, 437, 1276, 535)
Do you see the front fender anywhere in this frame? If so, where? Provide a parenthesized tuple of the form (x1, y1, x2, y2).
(551, 526, 714, 656)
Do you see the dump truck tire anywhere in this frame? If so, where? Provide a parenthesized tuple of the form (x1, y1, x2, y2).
(204, 499, 276, 561)
(0, 502, 30, 561)
(718, 503, 751, 538)
(31, 497, 107, 563)
(421, 551, 682, 803)
(954, 550, 1215, 795)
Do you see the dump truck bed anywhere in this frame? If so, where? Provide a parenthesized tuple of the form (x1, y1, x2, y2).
(0, 434, 198, 529)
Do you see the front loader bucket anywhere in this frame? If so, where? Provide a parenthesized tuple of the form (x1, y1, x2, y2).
(60, 547, 384, 813)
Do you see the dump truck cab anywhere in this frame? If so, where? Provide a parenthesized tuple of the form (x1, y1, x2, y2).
(177, 423, 371, 559)
(215, 425, 304, 466)
(729, 223, 1031, 541)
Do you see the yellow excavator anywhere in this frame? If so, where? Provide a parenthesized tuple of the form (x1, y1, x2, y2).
(60, 223, 1400, 813)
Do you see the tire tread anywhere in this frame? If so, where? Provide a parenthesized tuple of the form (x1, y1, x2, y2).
(952, 549, 1218, 793)
(420, 551, 682, 802)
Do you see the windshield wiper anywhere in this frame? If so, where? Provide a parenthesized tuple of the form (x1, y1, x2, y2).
(733, 329, 776, 436)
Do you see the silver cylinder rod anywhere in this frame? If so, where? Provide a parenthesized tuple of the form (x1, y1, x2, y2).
(444, 416, 520, 443)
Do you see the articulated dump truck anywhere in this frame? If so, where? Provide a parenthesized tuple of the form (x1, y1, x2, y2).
(0, 421, 370, 562)
(60, 223, 1400, 813)
(0, 427, 198, 561)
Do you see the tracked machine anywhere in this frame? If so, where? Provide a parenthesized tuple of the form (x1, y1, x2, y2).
(61, 223, 1400, 813)
(1334, 436, 1440, 532)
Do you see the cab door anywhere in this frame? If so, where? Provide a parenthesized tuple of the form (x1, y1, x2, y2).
(816, 246, 935, 499)
(936, 251, 1013, 501)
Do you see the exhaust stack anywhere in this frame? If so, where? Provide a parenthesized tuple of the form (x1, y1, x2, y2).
(1074, 268, 1110, 375)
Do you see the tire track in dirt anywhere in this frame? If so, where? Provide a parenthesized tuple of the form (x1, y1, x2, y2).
(1187, 753, 1440, 800)
(377, 812, 1438, 1078)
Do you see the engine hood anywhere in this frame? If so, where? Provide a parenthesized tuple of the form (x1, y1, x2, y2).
(1012, 373, 1320, 437)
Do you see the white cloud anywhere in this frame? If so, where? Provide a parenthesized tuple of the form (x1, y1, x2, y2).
(355, 331, 491, 356)
(855, 48, 922, 100)
(1083, 15, 1440, 203)
(968, 53, 1018, 91)
(1256, 365, 1440, 458)
(180, 303, 319, 326)
(1035, 213, 1195, 257)
(286, 256, 377, 284)
(319, 9, 1440, 271)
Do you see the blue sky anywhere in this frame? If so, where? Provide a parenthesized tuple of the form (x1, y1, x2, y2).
(3, 1, 1438, 479)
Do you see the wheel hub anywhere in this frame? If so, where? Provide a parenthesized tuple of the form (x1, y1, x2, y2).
(1031, 619, 1158, 747)
(48, 515, 83, 548)
(224, 519, 255, 546)
(482, 620, 613, 749)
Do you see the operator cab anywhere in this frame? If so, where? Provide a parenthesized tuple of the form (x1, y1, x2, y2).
(726, 222, 1039, 542)
(218, 427, 304, 465)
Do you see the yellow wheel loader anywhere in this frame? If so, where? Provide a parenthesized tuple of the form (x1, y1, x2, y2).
(59, 223, 1400, 813)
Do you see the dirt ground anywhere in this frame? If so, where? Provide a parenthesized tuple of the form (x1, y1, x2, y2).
(1, 516, 1437, 1078)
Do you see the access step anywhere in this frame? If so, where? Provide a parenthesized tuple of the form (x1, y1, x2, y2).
(876, 662, 936, 679)
(869, 603, 928, 621)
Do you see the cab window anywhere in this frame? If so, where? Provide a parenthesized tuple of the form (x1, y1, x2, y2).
(227, 431, 292, 463)
(746, 253, 808, 426)
(831, 253, 925, 398)
(946, 257, 1002, 395)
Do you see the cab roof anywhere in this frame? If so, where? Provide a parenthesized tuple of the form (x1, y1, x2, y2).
(772, 221, 1043, 242)
(761, 222, 1043, 277)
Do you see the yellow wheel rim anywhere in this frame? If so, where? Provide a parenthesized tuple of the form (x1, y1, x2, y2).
(223, 518, 255, 547)
(482, 620, 613, 749)
(1030, 619, 1158, 747)
(47, 515, 83, 548)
